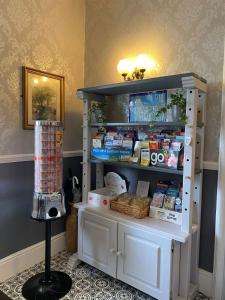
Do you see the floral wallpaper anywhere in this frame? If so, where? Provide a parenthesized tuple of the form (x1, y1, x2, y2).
(85, 0, 225, 162)
(1, 0, 225, 161)
(0, 0, 85, 155)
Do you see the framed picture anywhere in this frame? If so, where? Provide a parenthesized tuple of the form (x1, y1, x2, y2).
(22, 66, 65, 129)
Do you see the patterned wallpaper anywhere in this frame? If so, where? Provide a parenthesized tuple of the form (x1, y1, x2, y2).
(85, 0, 225, 162)
(0, 0, 85, 155)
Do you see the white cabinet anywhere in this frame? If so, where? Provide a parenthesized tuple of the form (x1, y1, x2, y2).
(78, 211, 117, 277)
(117, 223, 172, 300)
(78, 209, 173, 299)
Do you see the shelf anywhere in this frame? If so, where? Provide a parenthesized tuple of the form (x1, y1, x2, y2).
(90, 122, 185, 128)
(74, 203, 198, 243)
(90, 159, 202, 175)
(77, 73, 207, 96)
(90, 121, 204, 128)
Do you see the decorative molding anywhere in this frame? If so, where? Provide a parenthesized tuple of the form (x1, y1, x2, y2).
(0, 151, 219, 171)
(203, 160, 218, 171)
(0, 150, 82, 164)
(0, 232, 66, 282)
(63, 150, 83, 158)
(198, 268, 213, 298)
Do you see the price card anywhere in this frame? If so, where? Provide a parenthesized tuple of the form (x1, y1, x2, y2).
(136, 181, 150, 197)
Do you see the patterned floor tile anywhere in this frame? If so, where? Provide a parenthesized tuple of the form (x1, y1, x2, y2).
(0, 251, 209, 299)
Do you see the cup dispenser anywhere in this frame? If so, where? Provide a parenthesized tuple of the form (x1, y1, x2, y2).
(22, 121, 72, 300)
(32, 120, 66, 220)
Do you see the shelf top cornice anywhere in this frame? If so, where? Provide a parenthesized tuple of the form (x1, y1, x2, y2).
(77, 73, 207, 98)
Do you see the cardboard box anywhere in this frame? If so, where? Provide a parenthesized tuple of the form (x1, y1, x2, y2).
(88, 187, 117, 209)
(88, 172, 127, 209)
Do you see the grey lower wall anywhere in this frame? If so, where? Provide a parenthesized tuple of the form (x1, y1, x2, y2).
(199, 169, 218, 273)
(0, 156, 82, 259)
(103, 165, 218, 273)
(0, 157, 217, 274)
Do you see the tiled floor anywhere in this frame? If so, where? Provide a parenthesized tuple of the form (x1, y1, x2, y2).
(0, 251, 209, 299)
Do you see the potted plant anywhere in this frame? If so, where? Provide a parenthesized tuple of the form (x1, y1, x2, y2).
(155, 90, 187, 123)
(89, 101, 106, 123)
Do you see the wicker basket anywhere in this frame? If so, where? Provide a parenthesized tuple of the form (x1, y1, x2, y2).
(110, 194, 150, 219)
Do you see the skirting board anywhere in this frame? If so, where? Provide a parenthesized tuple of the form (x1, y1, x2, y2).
(176, 271, 213, 299)
(0, 232, 66, 282)
(198, 268, 213, 298)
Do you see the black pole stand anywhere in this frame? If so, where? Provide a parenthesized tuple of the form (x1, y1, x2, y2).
(22, 220, 72, 300)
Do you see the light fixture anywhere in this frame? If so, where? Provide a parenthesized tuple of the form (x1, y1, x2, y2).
(42, 76, 48, 82)
(117, 59, 134, 81)
(117, 54, 157, 81)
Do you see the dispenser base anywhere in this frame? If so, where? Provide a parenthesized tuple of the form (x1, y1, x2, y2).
(22, 271, 72, 300)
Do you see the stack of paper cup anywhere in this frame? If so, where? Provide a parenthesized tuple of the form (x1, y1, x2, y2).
(34, 121, 63, 194)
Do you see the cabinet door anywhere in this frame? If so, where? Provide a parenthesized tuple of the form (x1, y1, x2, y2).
(117, 223, 172, 300)
(78, 211, 117, 277)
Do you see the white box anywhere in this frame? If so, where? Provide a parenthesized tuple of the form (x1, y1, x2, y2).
(88, 172, 127, 210)
(88, 187, 117, 209)
(150, 206, 182, 225)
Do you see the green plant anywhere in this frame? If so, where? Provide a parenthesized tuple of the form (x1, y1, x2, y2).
(89, 101, 107, 123)
(155, 91, 187, 123)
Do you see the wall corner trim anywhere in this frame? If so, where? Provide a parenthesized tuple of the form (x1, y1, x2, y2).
(0, 150, 82, 164)
(0, 232, 66, 282)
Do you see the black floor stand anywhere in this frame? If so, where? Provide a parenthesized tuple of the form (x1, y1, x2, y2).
(22, 220, 72, 300)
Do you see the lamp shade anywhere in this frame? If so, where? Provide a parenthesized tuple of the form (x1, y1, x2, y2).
(135, 54, 151, 71)
(117, 59, 133, 75)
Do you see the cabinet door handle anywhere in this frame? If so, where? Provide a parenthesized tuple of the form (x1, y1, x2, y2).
(109, 248, 116, 253)
(116, 251, 122, 256)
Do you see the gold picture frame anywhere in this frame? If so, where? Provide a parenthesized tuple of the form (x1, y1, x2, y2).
(22, 66, 65, 129)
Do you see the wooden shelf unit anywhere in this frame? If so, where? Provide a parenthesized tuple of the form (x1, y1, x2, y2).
(76, 73, 207, 300)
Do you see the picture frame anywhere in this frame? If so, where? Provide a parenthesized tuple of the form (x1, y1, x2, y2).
(22, 66, 65, 129)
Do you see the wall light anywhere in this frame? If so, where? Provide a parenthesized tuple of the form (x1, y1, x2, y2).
(42, 76, 48, 82)
(117, 54, 157, 81)
(117, 59, 134, 81)
(33, 78, 39, 85)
